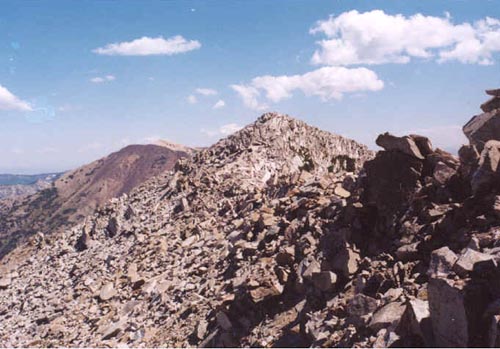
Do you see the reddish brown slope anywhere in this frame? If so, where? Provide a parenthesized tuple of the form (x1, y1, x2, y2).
(0, 143, 190, 258)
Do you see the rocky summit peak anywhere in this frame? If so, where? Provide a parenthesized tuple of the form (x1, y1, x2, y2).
(0, 112, 376, 347)
(255, 111, 294, 123)
(198, 112, 374, 181)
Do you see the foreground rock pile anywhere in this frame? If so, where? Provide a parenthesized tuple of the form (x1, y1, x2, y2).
(2, 94, 500, 347)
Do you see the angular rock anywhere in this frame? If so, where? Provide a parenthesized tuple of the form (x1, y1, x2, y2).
(375, 132, 425, 159)
(302, 259, 321, 280)
(433, 161, 456, 185)
(363, 151, 423, 222)
(334, 185, 350, 198)
(332, 244, 360, 277)
(428, 246, 458, 278)
(101, 319, 126, 340)
(428, 278, 468, 347)
(99, 282, 117, 301)
(369, 302, 405, 332)
(471, 140, 500, 195)
(346, 294, 378, 324)
(481, 97, 500, 113)
(395, 242, 420, 262)
(410, 134, 433, 157)
(463, 110, 500, 151)
(106, 217, 119, 237)
(216, 311, 232, 331)
(0, 277, 11, 290)
(453, 248, 494, 277)
(486, 89, 500, 97)
(401, 299, 432, 346)
(312, 271, 337, 292)
(275, 246, 295, 266)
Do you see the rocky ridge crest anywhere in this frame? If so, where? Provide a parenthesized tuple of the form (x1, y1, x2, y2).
(3, 100, 500, 347)
(0, 112, 372, 347)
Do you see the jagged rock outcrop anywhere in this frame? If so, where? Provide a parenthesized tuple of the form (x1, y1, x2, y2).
(3, 90, 500, 349)
(0, 113, 373, 347)
(464, 89, 500, 152)
(0, 173, 61, 200)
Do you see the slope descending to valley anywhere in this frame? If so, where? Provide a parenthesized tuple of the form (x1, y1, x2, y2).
(0, 143, 189, 259)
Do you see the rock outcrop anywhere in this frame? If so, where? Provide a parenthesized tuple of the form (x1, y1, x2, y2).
(0, 113, 373, 347)
(2, 89, 500, 348)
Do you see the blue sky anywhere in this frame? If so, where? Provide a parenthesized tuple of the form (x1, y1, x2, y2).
(1, 0, 499, 174)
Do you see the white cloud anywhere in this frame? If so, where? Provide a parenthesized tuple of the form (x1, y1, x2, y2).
(310, 10, 500, 66)
(213, 99, 226, 109)
(201, 123, 243, 137)
(196, 88, 218, 96)
(232, 66, 383, 110)
(187, 95, 197, 104)
(0, 84, 32, 111)
(220, 123, 242, 135)
(230, 84, 268, 111)
(90, 75, 115, 83)
(93, 35, 201, 56)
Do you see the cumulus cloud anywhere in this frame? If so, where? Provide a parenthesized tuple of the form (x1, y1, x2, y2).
(231, 66, 383, 110)
(220, 123, 242, 135)
(230, 84, 268, 111)
(196, 88, 218, 96)
(201, 123, 242, 137)
(0, 84, 32, 111)
(93, 35, 201, 56)
(310, 10, 500, 66)
(90, 75, 115, 83)
(187, 95, 197, 104)
(213, 99, 226, 109)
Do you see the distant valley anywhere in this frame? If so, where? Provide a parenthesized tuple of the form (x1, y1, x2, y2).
(0, 173, 62, 200)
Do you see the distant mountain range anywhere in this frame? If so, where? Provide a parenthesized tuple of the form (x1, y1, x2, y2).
(0, 173, 62, 200)
(0, 173, 61, 186)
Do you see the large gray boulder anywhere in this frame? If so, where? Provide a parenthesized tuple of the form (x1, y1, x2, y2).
(463, 110, 500, 152)
(471, 140, 500, 195)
